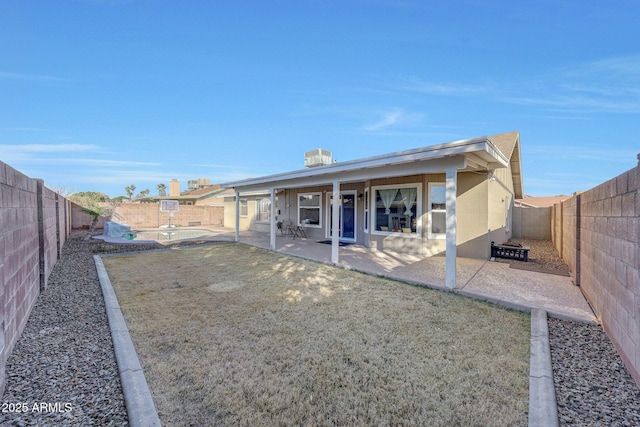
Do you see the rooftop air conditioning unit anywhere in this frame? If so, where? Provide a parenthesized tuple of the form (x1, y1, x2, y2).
(304, 149, 333, 168)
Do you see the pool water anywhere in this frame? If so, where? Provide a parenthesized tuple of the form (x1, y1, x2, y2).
(133, 228, 215, 242)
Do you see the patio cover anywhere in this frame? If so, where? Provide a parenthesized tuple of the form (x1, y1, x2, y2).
(221, 132, 516, 289)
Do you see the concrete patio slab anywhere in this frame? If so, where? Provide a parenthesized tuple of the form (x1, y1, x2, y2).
(459, 260, 595, 323)
(220, 229, 597, 324)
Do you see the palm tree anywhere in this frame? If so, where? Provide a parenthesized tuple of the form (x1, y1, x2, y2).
(136, 189, 150, 199)
(125, 185, 136, 201)
(158, 183, 167, 196)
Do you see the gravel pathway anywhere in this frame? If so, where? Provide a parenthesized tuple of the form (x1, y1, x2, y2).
(2, 233, 639, 426)
(1, 232, 163, 426)
(549, 318, 640, 426)
(517, 239, 640, 426)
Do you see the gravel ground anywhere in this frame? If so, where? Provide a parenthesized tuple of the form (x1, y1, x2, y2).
(495, 238, 571, 274)
(2, 233, 639, 426)
(549, 318, 640, 426)
(0, 232, 164, 426)
(514, 239, 640, 426)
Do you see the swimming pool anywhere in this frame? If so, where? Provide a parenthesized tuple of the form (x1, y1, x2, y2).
(132, 228, 216, 242)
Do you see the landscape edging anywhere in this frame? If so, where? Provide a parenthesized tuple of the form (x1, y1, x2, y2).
(528, 309, 559, 427)
(94, 255, 161, 427)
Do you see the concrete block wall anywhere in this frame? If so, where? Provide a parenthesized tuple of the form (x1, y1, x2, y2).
(561, 196, 580, 278)
(513, 206, 551, 239)
(105, 204, 224, 229)
(0, 161, 71, 396)
(552, 155, 640, 386)
(551, 203, 563, 257)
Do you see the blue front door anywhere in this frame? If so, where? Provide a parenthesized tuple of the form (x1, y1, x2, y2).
(328, 193, 356, 241)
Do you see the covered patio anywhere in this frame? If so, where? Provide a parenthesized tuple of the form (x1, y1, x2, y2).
(221, 135, 516, 290)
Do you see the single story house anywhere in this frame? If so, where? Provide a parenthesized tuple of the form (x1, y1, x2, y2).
(220, 131, 523, 289)
(145, 181, 232, 206)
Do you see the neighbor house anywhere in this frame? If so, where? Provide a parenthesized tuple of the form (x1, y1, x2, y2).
(221, 131, 523, 289)
(146, 178, 232, 206)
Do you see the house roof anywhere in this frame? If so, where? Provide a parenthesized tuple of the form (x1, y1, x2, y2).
(221, 132, 523, 196)
(147, 184, 228, 202)
(489, 131, 523, 198)
(180, 184, 221, 197)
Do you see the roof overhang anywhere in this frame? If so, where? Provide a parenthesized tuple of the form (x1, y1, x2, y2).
(221, 136, 510, 193)
(509, 137, 524, 199)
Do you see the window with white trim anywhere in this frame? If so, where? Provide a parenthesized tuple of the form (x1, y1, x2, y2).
(428, 183, 446, 239)
(256, 198, 271, 222)
(239, 199, 248, 217)
(298, 193, 321, 227)
(364, 188, 369, 233)
(372, 183, 421, 235)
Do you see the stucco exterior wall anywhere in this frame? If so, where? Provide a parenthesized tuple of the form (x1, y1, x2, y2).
(552, 156, 640, 386)
(224, 197, 264, 232)
(457, 172, 489, 258)
(227, 170, 514, 260)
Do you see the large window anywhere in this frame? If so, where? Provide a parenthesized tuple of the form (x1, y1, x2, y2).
(298, 193, 321, 227)
(428, 183, 446, 239)
(256, 198, 271, 222)
(372, 184, 421, 235)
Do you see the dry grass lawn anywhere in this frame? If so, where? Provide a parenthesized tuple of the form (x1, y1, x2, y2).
(102, 243, 530, 426)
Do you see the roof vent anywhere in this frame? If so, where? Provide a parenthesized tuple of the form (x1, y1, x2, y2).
(304, 149, 332, 168)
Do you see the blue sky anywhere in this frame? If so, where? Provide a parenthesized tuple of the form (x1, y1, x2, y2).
(1, 0, 639, 199)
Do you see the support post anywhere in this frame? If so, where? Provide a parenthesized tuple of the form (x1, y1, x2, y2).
(234, 190, 240, 242)
(445, 168, 458, 289)
(269, 188, 277, 251)
(331, 180, 340, 264)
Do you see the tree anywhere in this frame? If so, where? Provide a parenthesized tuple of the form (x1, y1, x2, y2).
(125, 185, 136, 201)
(70, 191, 109, 203)
(69, 191, 112, 233)
(158, 183, 167, 196)
(135, 189, 150, 200)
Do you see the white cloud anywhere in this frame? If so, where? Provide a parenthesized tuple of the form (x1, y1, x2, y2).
(0, 144, 104, 164)
(363, 109, 423, 132)
(502, 55, 640, 114)
(0, 143, 101, 153)
(0, 71, 64, 82)
(395, 77, 488, 96)
(584, 55, 640, 79)
(525, 145, 636, 163)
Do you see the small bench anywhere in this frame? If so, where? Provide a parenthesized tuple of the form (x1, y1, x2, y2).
(491, 241, 530, 262)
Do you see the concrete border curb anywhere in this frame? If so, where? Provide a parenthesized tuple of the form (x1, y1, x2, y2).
(529, 309, 559, 427)
(94, 255, 161, 427)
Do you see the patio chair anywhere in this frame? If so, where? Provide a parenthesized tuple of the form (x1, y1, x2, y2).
(280, 219, 294, 237)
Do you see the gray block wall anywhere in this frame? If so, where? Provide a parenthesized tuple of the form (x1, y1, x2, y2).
(0, 161, 71, 396)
